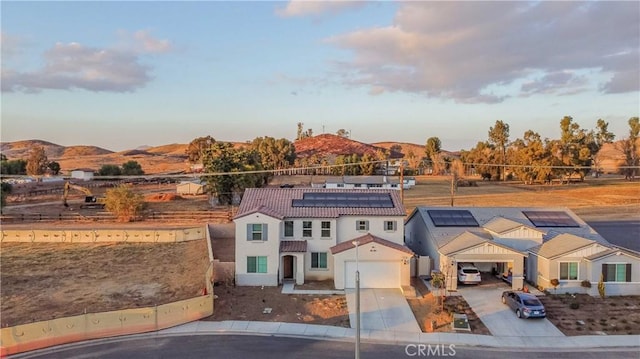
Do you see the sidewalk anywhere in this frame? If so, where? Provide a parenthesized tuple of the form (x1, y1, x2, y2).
(281, 282, 345, 295)
(158, 320, 640, 350)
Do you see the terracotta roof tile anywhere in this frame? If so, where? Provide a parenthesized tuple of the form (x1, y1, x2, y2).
(280, 240, 307, 253)
(330, 233, 414, 255)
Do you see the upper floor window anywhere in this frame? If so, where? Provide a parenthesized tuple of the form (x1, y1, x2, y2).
(603, 263, 631, 282)
(337, 183, 345, 188)
(284, 221, 294, 237)
(384, 220, 397, 232)
(356, 220, 369, 232)
(559, 262, 578, 280)
(247, 223, 268, 241)
(303, 221, 313, 237)
(321, 221, 331, 238)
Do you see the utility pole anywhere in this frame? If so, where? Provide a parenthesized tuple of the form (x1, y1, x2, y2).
(353, 240, 360, 359)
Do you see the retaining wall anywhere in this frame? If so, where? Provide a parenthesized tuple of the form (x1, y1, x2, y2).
(0, 227, 207, 243)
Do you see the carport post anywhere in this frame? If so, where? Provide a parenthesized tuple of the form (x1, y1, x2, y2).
(353, 240, 360, 359)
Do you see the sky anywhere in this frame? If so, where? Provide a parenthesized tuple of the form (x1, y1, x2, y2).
(1, 1, 639, 152)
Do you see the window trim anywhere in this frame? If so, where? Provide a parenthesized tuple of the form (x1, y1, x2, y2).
(559, 261, 579, 281)
(302, 221, 313, 238)
(247, 256, 268, 273)
(384, 220, 397, 232)
(603, 263, 631, 282)
(356, 220, 369, 232)
(311, 252, 328, 270)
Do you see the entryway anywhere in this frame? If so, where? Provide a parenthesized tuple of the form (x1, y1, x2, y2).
(283, 255, 294, 280)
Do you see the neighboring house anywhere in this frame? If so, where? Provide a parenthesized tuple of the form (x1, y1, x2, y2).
(176, 180, 206, 195)
(405, 206, 640, 295)
(234, 188, 414, 289)
(321, 176, 412, 190)
(70, 169, 95, 181)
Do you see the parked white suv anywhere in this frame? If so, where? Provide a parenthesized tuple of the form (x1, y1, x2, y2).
(457, 263, 481, 284)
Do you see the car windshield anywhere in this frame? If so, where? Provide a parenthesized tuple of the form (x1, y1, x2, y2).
(523, 298, 542, 306)
(462, 269, 479, 274)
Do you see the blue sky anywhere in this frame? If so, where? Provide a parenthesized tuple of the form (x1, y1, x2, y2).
(2, 1, 639, 152)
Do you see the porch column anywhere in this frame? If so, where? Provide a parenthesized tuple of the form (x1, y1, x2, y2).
(295, 253, 305, 285)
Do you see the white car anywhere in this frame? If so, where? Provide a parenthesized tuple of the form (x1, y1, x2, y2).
(458, 263, 481, 284)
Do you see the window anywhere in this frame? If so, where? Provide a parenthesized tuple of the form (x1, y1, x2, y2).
(354, 184, 362, 188)
(247, 256, 267, 273)
(356, 220, 369, 231)
(247, 223, 268, 241)
(559, 262, 578, 280)
(337, 183, 345, 188)
(321, 221, 331, 238)
(284, 221, 294, 237)
(384, 220, 397, 232)
(303, 221, 312, 237)
(311, 252, 328, 269)
(603, 263, 631, 282)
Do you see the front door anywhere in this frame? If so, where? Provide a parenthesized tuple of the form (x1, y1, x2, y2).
(283, 255, 294, 279)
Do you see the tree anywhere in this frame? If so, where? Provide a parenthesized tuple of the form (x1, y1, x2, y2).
(0, 182, 12, 210)
(47, 161, 61, 175)
(1, 157, 26, 175)
(26, 145, 48, 176)
(186, 136, 216, 163)
(461, 141, 497, 179)
(449, 159, 465, 206)
(336, 129, 349, 138)
(104, 185, 146, 222)
(509, 131, 553, 184)
(250, 137, 296, 172)
(98, 164, 122, 176)
(360, 153, 375, 175)
(622, 117, 640, 179)
(390, 144, 403, 154)
(121, 161, 144, 176)
(488, 120, 510, 181)
(424, 137, 441, 174)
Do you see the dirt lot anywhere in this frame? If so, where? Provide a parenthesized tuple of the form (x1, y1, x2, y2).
(0, 240, 209, 327)
(540, 294, 640, 335)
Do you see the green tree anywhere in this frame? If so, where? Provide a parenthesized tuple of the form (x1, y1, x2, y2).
(26, 145, 49, 176)
(509, 131, 553, 184)
(556, 116, 602, 179)
(121, 161, 144, 175)
(1, 182, 12, 210)
(104, 185, 147, 222)
(99, 164, 122, 176)
(186, 136, 216, 163)
(488, 120, 510, 181)
(591, 119, 615, 177)
(47, 161, 61, 175)
(1, 159, 27, 175)
(250, 137, 296, 172)
(336, 128, 349, 138)
(424, 137, 441, 174)
(622, 117, 640, 179)
(360, 153, 375, 175)
(461, 141, 497, 179)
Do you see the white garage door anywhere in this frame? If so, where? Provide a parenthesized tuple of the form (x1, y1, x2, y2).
(345, 261, 400, 288)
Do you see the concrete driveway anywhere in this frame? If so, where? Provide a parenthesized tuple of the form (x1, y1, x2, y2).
(458, 283, 564, 337)
(345, 288, 421, 333)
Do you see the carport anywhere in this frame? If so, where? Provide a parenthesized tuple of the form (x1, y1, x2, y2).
(438, 232, 526, 291)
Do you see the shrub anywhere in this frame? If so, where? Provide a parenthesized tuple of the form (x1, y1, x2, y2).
(581, 280, 591, 288)
(550, 278, 560, 293)
(104, 185, 146, 222)
(597, 274, 606, 299)
(570, 302, 580, 310)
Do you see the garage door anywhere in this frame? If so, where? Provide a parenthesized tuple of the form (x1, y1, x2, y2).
(345, 261, 400, 288)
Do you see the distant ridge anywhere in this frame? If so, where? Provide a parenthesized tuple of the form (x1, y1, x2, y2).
(294, 133, 403, 159)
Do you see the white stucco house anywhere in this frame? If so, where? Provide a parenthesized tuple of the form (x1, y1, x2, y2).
(405, 206, 640, 295)
(234, 188, 414, 289)
(70, 169, 95, 181)
(321, 176, 413, 190)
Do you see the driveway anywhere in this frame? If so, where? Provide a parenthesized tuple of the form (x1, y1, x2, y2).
(345, 288, 421, 332)
(458, 283, 564, 337)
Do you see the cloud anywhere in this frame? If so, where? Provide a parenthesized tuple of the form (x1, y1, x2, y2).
(324, 2, 640, 103)
(276, 0, 367, 17)
(2, 31, 172, 93)
(118, 30, 173, 54)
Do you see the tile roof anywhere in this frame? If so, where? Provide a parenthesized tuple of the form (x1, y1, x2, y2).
(325, 176, 401, 185)
(235, 188, 406, 220)
(280, 240, 307, 253)
(330, 233, 414, 255)
(528, 233, 597, 259)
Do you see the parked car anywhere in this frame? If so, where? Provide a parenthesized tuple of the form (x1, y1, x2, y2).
(457, 263, 481, 284)
(501, 291, 546, 319)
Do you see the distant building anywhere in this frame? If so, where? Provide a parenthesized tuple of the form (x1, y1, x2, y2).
(70, 169, 95, 181)
(317, 176, 413, 190)
(176, 180, 206, 195)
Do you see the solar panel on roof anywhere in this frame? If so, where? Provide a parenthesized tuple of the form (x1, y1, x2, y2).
(427, 210, 479, 227)
(522, 211, 579, 227)
(291, 192, 395, 208)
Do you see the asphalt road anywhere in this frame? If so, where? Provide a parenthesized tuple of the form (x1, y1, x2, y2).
(13, 335, 638, 359)
(587, 220, 640, 252)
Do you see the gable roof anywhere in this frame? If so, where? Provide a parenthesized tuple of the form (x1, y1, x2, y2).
(585, 245, 640, 261)
(439, 231, 492, 256)
(529, 233, 597, 259)
(235, 188, 406, 220)
(483, 216, 538, 235)
(330, 233, 414, 255)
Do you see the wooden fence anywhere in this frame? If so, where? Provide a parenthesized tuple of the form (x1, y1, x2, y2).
(0, 210, 233, 223)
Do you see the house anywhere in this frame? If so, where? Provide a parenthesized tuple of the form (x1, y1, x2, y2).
(321, 176, 411, 190)
(176, 180, 206, 195)
(405, 206, 640, 295)
(234, 188, 414, 289)
(70, 169, 95, 181)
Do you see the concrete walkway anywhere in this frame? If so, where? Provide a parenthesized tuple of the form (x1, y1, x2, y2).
(345, 289, 421, 333)
(281, 282, 345, 295)
(156, 320, 640, 350)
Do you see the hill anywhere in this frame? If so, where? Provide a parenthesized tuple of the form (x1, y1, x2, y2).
(1, 140, 66, 159)
(294, 134, 402, 159)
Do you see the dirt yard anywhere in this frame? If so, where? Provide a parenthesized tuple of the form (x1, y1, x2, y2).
(0, 240, 210, 327)
(540, 294, 640, 335)
(204, 284, 349, 327)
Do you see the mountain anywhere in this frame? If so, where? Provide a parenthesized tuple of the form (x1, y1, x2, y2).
(294, 134, 403, 159)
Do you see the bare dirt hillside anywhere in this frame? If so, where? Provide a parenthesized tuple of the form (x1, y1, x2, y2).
(1, 140, 67, 159)
(374, 141, 460, 158)
(294, 133, 402, 159)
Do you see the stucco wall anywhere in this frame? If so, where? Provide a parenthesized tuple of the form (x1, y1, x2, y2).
(234, 214, 280, 286)
(336, 215, 404, 245)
